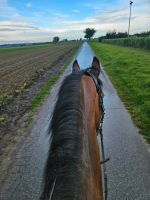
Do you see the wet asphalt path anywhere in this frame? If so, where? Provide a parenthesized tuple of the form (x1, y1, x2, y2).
(0, 42, 150, 200)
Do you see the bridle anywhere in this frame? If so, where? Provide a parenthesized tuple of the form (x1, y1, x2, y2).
(84, 68, 109, 200)
(84, 69, 102, 93)
(84, 68, 105, 123)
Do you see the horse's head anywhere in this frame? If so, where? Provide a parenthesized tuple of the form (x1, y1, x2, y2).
(72, 56, 100, 78)
(41, 56, 104, 200)
(72, 56, 102, 129)
(71, 56, 103, 199)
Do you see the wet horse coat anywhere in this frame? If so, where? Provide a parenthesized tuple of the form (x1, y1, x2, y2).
(40, 57, 103, 200)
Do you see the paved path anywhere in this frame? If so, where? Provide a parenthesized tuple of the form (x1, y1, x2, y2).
(0, 42, 150, 200)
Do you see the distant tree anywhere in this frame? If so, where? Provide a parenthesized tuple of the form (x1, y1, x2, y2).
(84, 28, 96, 40)
(105, 30, 128, 39)
(60, 39, 68, 43)
(133, 31, 150, 37)
(106, 30, 117, 39)
(98, 30, 149, 43)
(117, 32, 128, 38)
(98, 36, 105, 42)
(53, 36, 59, 43)
(63, 39, 68, 42)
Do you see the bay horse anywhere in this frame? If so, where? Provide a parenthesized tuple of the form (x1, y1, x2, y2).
(40, 57, 104, 200)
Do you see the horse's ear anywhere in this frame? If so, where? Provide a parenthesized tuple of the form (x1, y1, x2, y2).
(91, 56, 100, 78)
(72, 60, 80, 72)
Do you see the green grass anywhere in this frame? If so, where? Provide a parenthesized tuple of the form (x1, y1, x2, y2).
(0, 44, 51, 54)
(30, 72, 61, 112)
(0, 116, 6, 125)
(0, 42, 77, 54)
(29, 44, 80, 113)
(90, 42, 150, 142)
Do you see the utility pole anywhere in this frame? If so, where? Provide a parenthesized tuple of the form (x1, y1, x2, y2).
(128, 1, 133, 37)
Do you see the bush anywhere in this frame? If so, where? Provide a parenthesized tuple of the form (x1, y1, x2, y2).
(102, 37, 150, 50)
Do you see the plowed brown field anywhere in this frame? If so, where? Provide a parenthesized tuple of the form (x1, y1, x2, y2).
(0, 42, 80, 159)
(0, 43, 78, 97)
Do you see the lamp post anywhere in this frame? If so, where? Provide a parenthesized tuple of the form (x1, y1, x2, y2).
(128, 1, 133, 37)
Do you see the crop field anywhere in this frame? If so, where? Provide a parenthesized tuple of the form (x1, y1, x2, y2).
(0, 43, 79, 100)
(90, 42, 150, 142)
(0, 42, 81, 157)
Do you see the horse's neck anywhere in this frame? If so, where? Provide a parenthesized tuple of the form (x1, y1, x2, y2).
(81, 76, 103, 200)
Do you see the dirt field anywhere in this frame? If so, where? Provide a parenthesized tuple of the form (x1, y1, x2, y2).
(0, 43, 78, 97)
(0, 42, 80, 159)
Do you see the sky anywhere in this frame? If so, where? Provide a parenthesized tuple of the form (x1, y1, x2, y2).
(0, 0, 150, 44)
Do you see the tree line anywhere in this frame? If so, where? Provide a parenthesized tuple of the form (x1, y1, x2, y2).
(83, 29, 150, 41)
(98, 30, 150, 41)
(52, 29, 150, 43)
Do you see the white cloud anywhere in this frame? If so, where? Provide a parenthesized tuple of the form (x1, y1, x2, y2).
(46, 5, 150, 34)
(0, 0, 149, 43)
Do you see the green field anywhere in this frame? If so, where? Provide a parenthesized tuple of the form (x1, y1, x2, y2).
(90, 42, 150, 142)
(0, 42, 76, 54)
(0, 44, 51, 54)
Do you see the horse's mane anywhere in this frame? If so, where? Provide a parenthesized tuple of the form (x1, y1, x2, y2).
(41, 67, 102, 199)
(41, 71, 86, 199)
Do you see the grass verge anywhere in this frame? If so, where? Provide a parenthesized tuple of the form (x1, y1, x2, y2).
(30, 71, 62, 112)
(90, 42, 150, 143)
(0, 117, 6, 125)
